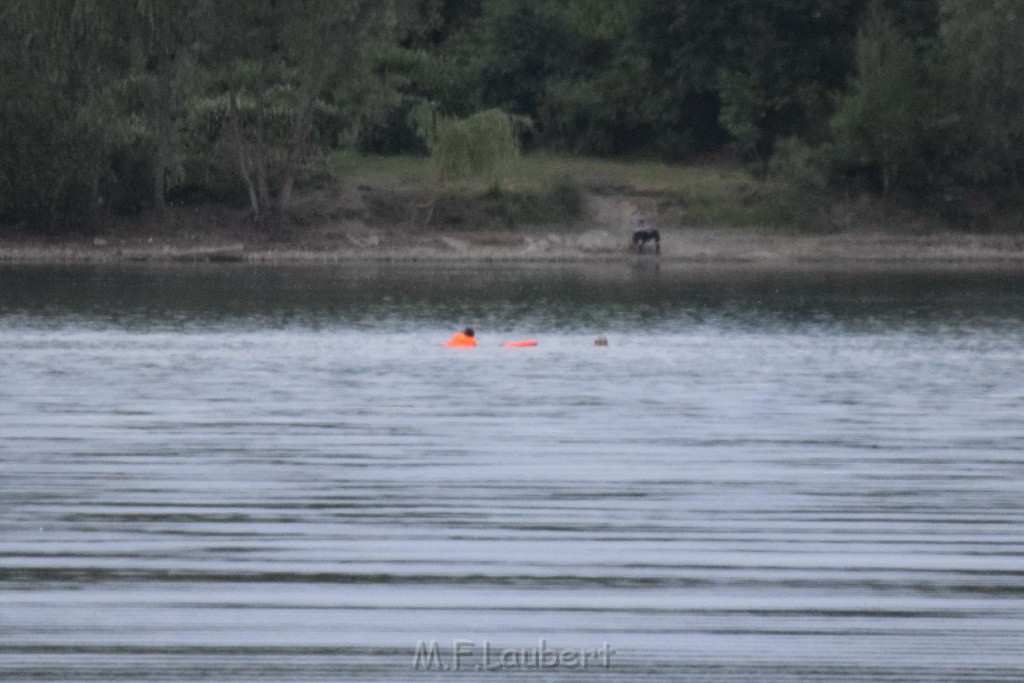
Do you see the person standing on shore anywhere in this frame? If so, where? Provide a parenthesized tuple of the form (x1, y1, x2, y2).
(631, 218, 660, 254)
(444, 327, 477, 347)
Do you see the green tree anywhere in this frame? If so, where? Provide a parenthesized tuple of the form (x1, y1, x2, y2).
(128, 1, 197, 213)
(540, 52, 654, 156)
(829, 2, 938, 195)
(441, 1, 590, 123)
(629, 0, 729, 157)
(627, 0, 864, 162)
(940, 0, 1024, 187)
(440, 0, 670, 156)
(0, 0, 131, 229)
(717, 0, 863, 166)
(197, 0, 397, 225)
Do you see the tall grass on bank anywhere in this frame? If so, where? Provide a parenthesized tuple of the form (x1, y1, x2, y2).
(329, 152, 834, 231)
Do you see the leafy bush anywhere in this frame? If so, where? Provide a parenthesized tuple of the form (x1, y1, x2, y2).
(550, 173, 585, 217)
(431, 174, 585, 228)
(768, 138, 827, 189)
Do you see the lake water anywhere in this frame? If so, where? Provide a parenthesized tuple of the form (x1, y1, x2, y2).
(2, 263, 1024, 681)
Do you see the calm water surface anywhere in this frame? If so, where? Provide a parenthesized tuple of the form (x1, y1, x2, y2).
(2, 264, 1024, 681)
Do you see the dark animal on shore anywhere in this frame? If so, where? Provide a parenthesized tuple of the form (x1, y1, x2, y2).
(631, 221, 660, 254)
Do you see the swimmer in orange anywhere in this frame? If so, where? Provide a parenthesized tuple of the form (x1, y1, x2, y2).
(444, 327, 477, 347)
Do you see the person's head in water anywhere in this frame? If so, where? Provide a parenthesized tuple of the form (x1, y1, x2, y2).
(463, 327, 475, 337)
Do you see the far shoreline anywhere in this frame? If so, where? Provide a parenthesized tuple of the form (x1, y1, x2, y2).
(5, 156, 1024, 272)
(4, 225, 1024, 271)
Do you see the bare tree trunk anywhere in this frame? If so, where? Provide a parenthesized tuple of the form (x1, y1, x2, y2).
(252, 72, 273, 221)
(87, 143, 103, 230)
(152, 67, 172, 214)
(276, 65, 325, 217)
(275, 0, 376, 217)
(228, 92, 261, 222)
(153, 139, 166, 212)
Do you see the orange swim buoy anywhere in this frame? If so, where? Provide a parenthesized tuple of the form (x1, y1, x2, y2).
(502, 339, 538, 348)
(444, 330, 477, 347)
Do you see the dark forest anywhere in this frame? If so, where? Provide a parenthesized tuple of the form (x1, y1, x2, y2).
(2, 0, 1022, 231)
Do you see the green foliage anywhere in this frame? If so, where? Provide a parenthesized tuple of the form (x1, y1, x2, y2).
(414, 106, 521, 185)
(712, 0, 863, 166)
(431, 176, 583, 228)
(356, 45, 443, 155)
(829, 2, 938, 195)
(449, 0, 587, 118)
(438, 0, 658, 154)
(4, 0, 1024, 233)
(940, 0, 1024, 187)
(549, 174, 585, 218)
(0, 0, 131, 230)
(190, 0, 399, 223)
(768, 138, 829, 190)
(717, 70, 771, 164)
(540, 52, 653, 156)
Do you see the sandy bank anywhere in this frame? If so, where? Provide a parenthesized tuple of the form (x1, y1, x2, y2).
(5, 226, 1024, 268)
(4, 189, 1024, 268)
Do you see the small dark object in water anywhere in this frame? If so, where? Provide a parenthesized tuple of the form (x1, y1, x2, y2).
(632, 221, 660, 254)
(594, 334, 608, 346)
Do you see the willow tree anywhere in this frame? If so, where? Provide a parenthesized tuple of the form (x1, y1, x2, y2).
(414, 106, 520, 185)
(200, 0, 396, 226)
(408, 106, 521, 227)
